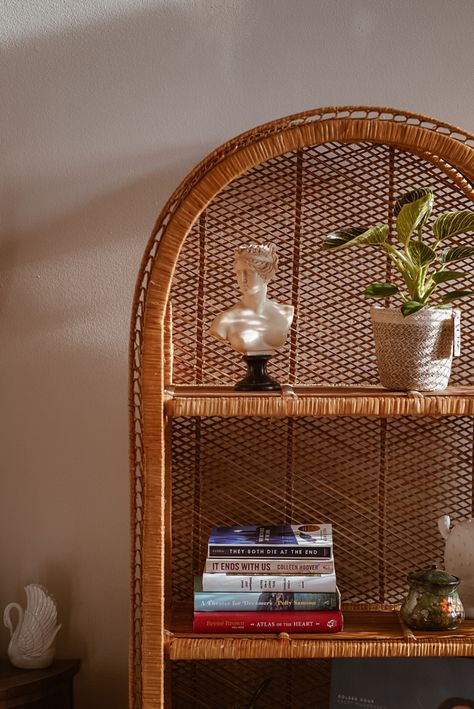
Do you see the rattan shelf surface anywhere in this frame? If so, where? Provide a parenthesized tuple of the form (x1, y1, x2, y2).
(165, 604, 474, 661)
(164, 385, 474, 418)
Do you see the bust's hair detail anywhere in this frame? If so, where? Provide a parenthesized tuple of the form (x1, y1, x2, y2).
(234, 243, 279, 283)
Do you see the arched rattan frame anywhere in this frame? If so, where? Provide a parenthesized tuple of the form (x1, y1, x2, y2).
(129, 106, 474, 709)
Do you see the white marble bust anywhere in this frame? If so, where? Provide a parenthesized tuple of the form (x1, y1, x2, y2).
(209, 243, 294, 356)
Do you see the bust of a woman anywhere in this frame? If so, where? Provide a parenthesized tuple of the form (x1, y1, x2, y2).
(209, 243, 294, 356)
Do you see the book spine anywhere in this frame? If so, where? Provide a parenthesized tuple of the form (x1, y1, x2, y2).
(194, 591, 340, 612)
(193, 610, 343, 633)
(201, 572, 337, 592)
(208, 545, 332, 558)
(204, 559, 335, 574)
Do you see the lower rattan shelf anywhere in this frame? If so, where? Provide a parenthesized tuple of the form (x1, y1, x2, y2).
(165, 604, 474, 661)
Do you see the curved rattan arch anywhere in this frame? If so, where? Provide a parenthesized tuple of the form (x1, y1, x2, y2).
(129, 106, 474, 709)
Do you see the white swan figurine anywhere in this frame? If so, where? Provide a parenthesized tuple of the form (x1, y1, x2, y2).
(3, 584, 61, 669)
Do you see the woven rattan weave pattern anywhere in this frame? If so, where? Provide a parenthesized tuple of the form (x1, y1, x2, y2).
(130, 107, 474, 709)
(171, 143, 474, 386)
(171, 416, 473, 607)
(172, 659, 331, 708)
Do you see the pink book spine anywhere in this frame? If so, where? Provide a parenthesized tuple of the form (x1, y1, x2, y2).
(193, 610, 343, 633)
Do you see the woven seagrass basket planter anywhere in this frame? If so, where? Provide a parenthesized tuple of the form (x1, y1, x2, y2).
(371, 305, 456, 391)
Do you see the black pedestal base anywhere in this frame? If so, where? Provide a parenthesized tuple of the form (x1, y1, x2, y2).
(234, 355, 281, 392)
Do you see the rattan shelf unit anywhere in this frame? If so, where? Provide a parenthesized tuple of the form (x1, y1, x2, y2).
(130, 107, 474, 709)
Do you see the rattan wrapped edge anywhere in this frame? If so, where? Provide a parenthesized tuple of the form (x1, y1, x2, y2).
(165, 390, 474, 418)
(165, 604, 474, 661)
(165, 636, 474, 661)
(148, 119, 474, 324)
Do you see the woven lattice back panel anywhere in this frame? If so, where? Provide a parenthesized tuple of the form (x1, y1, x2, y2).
(171, 416, 473, 605)
(172, 659, 330, 709)
(170, 143, 474, 386)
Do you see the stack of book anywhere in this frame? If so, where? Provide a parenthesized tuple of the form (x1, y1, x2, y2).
(193, 524, 343, 633)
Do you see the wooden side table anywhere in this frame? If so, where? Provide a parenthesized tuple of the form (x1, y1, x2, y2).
(0, 659, 80, 709)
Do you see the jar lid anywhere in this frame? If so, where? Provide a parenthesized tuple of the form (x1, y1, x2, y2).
(407, 565, 460, 587)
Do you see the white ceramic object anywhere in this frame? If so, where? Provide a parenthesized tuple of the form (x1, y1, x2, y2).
(371, 305, 456, 391)
(438, 515, 474, 619)
(209, 243, 294, 355)
(3, 584, 61, 669)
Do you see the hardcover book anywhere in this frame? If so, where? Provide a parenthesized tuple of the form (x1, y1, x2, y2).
(201, 571, 338, 592)
(203, 559, 335, 574)
(193, 609, 343, 633)
(209, 546, 332, 558)
(194, 588, 340, 612)
(208, 524, 333, 558)
(330, 658, 474, 708)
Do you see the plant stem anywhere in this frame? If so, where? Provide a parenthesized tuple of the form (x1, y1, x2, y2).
(381, 243, 417, 300)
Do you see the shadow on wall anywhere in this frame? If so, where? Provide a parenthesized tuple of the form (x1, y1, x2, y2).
(0, 151, 205, 709)
(1, 0, 257, 225)
(3, 2, 473, 709)
(0, 149, 198, 322)
(0, 3, 251, 709)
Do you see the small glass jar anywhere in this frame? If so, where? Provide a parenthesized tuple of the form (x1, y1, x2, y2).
(400, 565, 464, 630)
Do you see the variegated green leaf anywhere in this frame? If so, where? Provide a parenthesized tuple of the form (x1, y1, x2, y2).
(396, 195, 433, 246)
(322, 227, 367, 249)
(395, 189, 433, 245)
(433, 211, 474, 241)
(441, 245, 474, 264)
(432, 270, 466, 284)
(393, 187, 433, 216)
(364, 283, 399, 298)
(401, 301, 424, 317)
(439, 290, 473, 304)
(323, 225, 388, 250)
(408, 240, 436, 267)
(359, 225, 389, 244)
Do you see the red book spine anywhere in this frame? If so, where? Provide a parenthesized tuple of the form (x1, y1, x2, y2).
(193, 610, 343, 633)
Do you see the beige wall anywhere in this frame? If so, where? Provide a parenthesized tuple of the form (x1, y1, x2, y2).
(1, 1, 473, 707)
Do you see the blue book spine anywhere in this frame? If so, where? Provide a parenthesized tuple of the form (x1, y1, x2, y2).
(194, 591, 340, 612)
(208, 524, 332, 546)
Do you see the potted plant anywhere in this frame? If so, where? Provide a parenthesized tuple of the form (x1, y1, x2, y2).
(323, 188, 474, 390)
